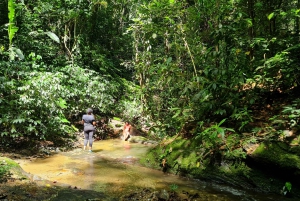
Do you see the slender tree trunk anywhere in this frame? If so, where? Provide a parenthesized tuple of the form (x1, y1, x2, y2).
(296, 0, 300, 37)
(248, 0, 255, 65)
(215, 0, 220, 69)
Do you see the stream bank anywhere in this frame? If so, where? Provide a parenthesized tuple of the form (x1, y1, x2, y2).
(1, 119, 300, 200)
(139, 135, 300, 200)
(0, 138, 292, 201)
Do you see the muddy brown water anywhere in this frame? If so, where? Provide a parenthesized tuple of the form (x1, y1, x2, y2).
(15, 139, 292, 201)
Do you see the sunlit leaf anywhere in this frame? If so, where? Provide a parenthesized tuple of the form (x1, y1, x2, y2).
(172, 110, 181, 118)
(60, 118, 70, 123)
(45, 31, 60, 43)
(56, 97, 67, 109)
(218, 119, 226, 126)
(71, 125, 79, 131)
(268, 13, 274, 20)
(8, 0, 18, 45)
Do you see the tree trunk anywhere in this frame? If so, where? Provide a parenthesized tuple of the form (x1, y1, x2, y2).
(248, 0, 255, 64)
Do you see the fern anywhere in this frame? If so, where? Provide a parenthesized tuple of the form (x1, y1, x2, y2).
(8, 0, 18, 46)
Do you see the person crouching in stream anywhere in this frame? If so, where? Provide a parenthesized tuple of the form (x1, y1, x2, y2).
(123, 121, 131, 141)
(82, 108, 96, 152)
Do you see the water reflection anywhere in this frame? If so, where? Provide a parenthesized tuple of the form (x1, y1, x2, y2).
(17, 139, 294, 201)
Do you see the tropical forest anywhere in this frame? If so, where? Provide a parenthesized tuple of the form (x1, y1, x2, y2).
(0, 0, 300, 200)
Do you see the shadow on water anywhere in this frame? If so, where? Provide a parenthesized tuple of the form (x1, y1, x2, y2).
(16, 139, 295, 201)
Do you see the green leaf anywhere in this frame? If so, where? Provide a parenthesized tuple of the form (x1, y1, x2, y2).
(268, 13, 274, 20)
(8, 0, 18, 45)
(71, 125, 79, 132)
(60, 118, 70, 123)
(245, 18, 252, 27)
(280, 11, 287, 16)
(170, 107, 180, 111)
(226, 128, 235, 132)
(166, 57, 172, 64)
(218, 119, 227, 126)
(11, 124, 16, 133)
(27, 125, 35, 132)
(13, 48, 24, 60)
(56, 98, 67, 109)
(1, 132, 8, 137)
(13, 118, 25, 123)
(285, 182, 292, 192)
(172, 109, 181, 118)
(8, 26, 18, 45)
(192, 92, 202, 101)
(217, 127, 225, 138)
(9, 48, 15, 60)
(45, 31, 60, 43)
(212, 83, 216, 90)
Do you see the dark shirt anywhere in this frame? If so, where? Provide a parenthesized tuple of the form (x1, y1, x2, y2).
(82, 114, 95, 131)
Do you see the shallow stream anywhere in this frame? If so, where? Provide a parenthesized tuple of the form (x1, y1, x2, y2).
(16, 139, 292, 201)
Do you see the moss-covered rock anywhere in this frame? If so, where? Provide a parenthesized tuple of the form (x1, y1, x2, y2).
(140, 137, 206, 176)
(140, 137, 300, 198)
(251, 142, 300, 170)
(0, 157, 29, 181)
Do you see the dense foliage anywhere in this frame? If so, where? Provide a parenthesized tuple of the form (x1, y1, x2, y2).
(129, 0, 300, 129)
(0, 0, 137, 144)
(0, 0, 300, 162)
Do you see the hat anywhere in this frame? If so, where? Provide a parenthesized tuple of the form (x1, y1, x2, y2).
(86, 108, 93, 114)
